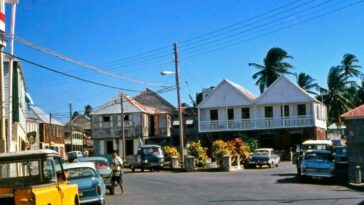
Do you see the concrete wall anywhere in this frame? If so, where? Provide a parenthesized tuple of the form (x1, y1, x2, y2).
(344, 118, 364, 183)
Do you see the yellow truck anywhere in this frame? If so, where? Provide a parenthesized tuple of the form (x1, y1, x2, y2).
(0, 150, 80, 205)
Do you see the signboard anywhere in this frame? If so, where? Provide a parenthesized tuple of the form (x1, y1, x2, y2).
(0, 0, 4, 32)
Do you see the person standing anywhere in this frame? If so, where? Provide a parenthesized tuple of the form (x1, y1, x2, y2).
(111, 150, 124, 195)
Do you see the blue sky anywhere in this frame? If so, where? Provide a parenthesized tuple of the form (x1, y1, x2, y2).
(5, 0, 364, 122)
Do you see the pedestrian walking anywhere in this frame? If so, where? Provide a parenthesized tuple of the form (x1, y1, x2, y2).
(111, 150, 124, 195)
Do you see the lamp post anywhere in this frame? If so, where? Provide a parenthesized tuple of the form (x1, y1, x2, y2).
(161, 43, 184, 167)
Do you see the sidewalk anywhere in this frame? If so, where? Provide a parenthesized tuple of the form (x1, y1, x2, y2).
(348, 182, 364, 191)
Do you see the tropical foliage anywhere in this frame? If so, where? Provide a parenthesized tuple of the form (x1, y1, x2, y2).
(249, 47, 294, 93)
(211, 140, 231, 165)
(163, 146, 180, 161)
(187, 141, 208, 167)
(339, 53, 361, 78)
(296, 72, 320, 95)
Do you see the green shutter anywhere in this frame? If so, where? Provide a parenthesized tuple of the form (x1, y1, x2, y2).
(12, 61, 19, 122)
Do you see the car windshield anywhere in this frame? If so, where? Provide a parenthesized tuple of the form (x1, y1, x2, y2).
(0, 160, 40, 179)
(93, 160, 110, 169)
(143, 147, 162, 157)
(302, 144, 329, 151)
(254, 150, 269, 155)
(66, 167, 97, 179)
(304, 152, 333, 162)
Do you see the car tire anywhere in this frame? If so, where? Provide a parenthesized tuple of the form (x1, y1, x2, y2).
(276, 163, 279, 167)
(268, 163, 272, 168)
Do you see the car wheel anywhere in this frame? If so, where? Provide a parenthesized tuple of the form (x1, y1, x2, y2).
(276, 163, 279, 167)
(96, 199, 105, 205)
(268, 163, 272, 168)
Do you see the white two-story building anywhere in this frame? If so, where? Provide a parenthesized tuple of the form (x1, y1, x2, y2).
(198, 76, 327, 153)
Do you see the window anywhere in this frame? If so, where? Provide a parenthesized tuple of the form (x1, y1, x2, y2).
(241, 108, 250, 119)
(106, 141, 114, 154)
(124, 115, 129, 121)
(297, 104, 306, 116)
(103, 116, 110, 122)
(281, 105, 289, 117)
(227, 109, 234, 120)
(264, 106, 273, 118)
(210, 110, 218, 121)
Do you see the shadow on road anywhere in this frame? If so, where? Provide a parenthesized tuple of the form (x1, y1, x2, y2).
(274, 173, 348, 186)
(209, 197, 364, 204)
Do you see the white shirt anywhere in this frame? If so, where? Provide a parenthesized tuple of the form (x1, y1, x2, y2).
(112, 156, 123, 171)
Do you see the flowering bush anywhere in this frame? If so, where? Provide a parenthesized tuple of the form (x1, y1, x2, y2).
(187, 141, 208, 167)
(163, 146, 180, 161)
(211, 140, 231, 165)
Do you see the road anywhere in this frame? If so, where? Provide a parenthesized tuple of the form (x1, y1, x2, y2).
(106, 162, 364, 205)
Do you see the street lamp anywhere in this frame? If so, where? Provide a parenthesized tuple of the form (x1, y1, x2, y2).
(161, 69, 185, 167)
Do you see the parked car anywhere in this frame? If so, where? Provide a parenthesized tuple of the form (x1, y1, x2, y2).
(299, 149, 335, 181)
(0, 150, 79, 205)
(63, 162, 106, 205)
(130, 144, 165, 172)
(294, 140, 333, 175)
(67, 151, 83, 162)
(244, 148, 280, 168)
(75, 157, 112, 193)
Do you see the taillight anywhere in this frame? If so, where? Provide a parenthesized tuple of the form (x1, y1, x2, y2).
(97, 185, 102, 195)
(97, 165, 107, 169)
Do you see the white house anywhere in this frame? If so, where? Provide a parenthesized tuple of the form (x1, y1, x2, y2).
(198, 76, 327, 153)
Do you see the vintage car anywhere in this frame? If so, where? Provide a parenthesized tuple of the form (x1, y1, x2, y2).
(300, 149, 335, 181)
(130, 145, 164, 172)
(63, 162, 106, 205)
(295, 140, 333, 175)
(75, 157, 112, 193)
(244, 148, 280, 168)
(0, 150, 79, 205)
(67, 151, 84, 163)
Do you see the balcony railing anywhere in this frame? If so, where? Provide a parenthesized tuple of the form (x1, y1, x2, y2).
(199, 115, 314, 132)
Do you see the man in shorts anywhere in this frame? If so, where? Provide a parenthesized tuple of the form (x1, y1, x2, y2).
(111, 150, 124, 195)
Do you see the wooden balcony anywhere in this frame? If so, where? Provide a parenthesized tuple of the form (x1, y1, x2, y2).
(199, 115, 314, 132)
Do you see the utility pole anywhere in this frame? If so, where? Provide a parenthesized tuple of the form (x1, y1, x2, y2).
(48, 113, 52, 149)
(69, 103, 73, 152)
(7, 0, 17, 152)
(0, 1, 5, 153)
(173, 43, 184, 167)
(120, 93, 126, 160)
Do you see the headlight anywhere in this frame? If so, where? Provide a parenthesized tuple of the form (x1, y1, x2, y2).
(144, 160, 148, 163)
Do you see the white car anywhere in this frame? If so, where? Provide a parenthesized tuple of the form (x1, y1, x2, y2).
(245, 148, 280, 168)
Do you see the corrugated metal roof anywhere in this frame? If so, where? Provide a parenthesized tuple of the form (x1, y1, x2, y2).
(341, 104, 364, 119)
(28, 105, 63, 125)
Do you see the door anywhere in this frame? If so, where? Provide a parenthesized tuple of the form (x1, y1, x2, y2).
(54, 157, 79, 205)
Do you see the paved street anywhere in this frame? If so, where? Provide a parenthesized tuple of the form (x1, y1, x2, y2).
(106, 162, 364, 205)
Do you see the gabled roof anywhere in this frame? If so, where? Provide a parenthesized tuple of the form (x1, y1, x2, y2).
(255, 76, 320, 105)
(27, 105, 63, 126)
(90, 93, 169, 115)
(134, 88, 175, 113)
(341, 104, 364, 119)
(198, 79, 256, 109)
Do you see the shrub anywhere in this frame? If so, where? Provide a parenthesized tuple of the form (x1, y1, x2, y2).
(241, 135, 258, 151)
(163, 146, 180, 161)
(187, 141, 208, 167)
(211, 140, 231, 165)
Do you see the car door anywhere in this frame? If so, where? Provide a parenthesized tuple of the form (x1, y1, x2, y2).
(54, 157, 79, 205)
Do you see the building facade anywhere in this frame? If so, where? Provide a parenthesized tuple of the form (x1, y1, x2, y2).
(90, 93, 172, 158)
(341, 104, 364, 183)
(197, 76, 327, 157)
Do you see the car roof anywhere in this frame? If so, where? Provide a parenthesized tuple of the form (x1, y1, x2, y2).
(0, 149, 59, 159)
(77, 157, 108, 161)
(302, 140, 333, 145)
(63, 162, 96, 170)
(305, 149, 332, 154)
(139, 144, 161, 148)
(255, 148, 273, 151)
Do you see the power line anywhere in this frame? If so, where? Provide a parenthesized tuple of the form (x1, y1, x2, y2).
(3, 33, 170, 87)
(1, 51, 143, 92)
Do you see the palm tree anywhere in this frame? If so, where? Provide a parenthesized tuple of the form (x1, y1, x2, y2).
(249, 47, 294, 93)
(84, 105, 93, 117)
(296, 72, 319, 95)
(322, 66, 355, 124)
(340, 53, 361, 78)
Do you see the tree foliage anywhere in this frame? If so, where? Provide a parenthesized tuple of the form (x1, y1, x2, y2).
(187, 141, 208, 167)
(249, 47, 294, 93)
(211, 140, 231, 165)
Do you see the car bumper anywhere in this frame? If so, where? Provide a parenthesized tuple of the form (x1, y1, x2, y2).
(247, 161, 269, 165)
(302, 171, 334, 178)
(80, 195, 105, 204)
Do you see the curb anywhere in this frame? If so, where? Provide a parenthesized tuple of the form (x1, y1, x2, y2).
(347, 183, 364, 191)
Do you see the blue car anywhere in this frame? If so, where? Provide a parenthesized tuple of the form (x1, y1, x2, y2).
(64, 162, 106, 205)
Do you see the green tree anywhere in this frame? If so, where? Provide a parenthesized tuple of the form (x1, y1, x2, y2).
(339, 53, 361, 78)
(72, 111, 79, 119)
(84, 105, 93, 117)
(296, 72, 320, 95)
(321, 66, 355, 124)
(249, 47, 294, 93)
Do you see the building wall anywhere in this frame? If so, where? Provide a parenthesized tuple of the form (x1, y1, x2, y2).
(344, 118, 364, 183)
